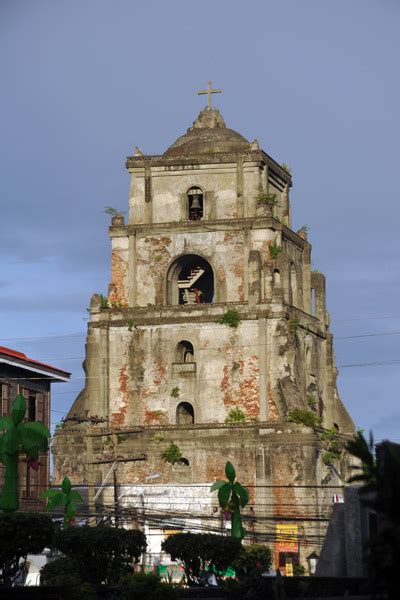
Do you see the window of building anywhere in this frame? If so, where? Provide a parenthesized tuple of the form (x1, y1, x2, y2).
(187, 187, 204, 221)
(28, 395, 36, 421)
(175, 341, 194, 363)
(176, 402, 194, 425)
(1, 383, 10, 416)
(167, 254, 214, 305)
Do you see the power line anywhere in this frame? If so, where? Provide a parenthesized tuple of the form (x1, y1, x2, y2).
(22, 326, 400, 362)
(3, 355, 400, 385)
(3, 314, 400, 342)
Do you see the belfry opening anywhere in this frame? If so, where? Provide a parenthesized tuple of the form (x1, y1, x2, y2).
(167, 254, 214, 305)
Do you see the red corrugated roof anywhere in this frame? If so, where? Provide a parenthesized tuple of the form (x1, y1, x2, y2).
(0, 346, 71, 377)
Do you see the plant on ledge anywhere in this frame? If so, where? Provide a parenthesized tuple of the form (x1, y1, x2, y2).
(171, 387, 180, 398)
(256, 192, 277, 206)
(218, 309, 241, 328)
(307, 394, 317, 410)
(288, 409, 322, 428)
(162, 442, 182, 465)
(225, 407, 247, 424)
(268, 243, 282, 260)
(321, 428, 343, 466)
(99, 294, 109, 309)
(127, 319, 136, 332)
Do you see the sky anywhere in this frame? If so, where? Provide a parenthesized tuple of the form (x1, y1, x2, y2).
(1, 0, 399, 443)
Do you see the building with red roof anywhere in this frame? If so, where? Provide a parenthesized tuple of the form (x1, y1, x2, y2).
(0, 346, 70, 511)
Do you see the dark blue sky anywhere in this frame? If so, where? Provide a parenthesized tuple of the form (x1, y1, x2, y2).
(1, 0, 399, 441)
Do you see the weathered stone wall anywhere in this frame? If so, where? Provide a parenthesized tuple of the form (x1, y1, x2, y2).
(53, 420, 347, 567)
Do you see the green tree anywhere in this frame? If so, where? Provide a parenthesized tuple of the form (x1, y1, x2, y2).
(162, 532, 241, 586)
(0, 394, 50, 513)
(233, 544, 272, 579)
(346, 431, 400, 598)
(346, 430, 377, 489)
(0, 512, 54, 586)
(43, 524, 147, 586)
(210, 461, 249, 539)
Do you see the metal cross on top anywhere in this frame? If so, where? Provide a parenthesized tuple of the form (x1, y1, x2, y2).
(197, 81, 222, 110)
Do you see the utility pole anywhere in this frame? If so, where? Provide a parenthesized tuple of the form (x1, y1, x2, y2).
(113, 467, 120, 528)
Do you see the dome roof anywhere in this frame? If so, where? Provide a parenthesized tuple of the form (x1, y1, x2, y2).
(164, 108, 251, 157)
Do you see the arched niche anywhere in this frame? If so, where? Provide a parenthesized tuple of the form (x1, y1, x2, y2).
(176, 340, 194, 363)
(187, 186, 204, 220)
(176, 402, 195, 425)
(166, 254, 214, 305)
(290, 262, 298, 307)
(273, 268, 281, 287)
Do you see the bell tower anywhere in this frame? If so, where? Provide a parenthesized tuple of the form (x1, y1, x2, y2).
(55, 93, 355, 571)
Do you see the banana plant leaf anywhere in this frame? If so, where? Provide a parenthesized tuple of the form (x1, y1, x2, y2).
(0, 395, 51, 513)
(210, 461, 249, 540)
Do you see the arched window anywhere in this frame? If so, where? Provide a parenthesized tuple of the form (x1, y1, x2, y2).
(176, 340, 194, 363)
(176, 402, 195, 425)
(187, 187, 204, 221)
(167, 254, 214, 305)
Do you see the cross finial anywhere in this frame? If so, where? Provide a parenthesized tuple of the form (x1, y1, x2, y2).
(197, 81, 222, 110)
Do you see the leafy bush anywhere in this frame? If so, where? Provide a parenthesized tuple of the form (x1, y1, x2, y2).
(171, 387, 180, 398)
(127, 319, 136, 332)
(268, 243, 282, 259)
(40, 556, 83, 587)
(117, 572, 180, 599)
(99, 294, 109, 309)
(321, 427, 343, 465)
(288, 409, 321, 428)
(233, 544, 272, 579)
(218, 309, 241, 328)
(256, 192, 277, 206)
(104, 206, 119, 216)
(0, 512, 54, 586)
(47, 524, 146, 586)
(162, 533, 241, 585)
(281, 163, 292, 174)
(293, 563, 306, 575)
(225, 408, 247, 424)
(162, 442, 182, 465)
(307, 394, 317, 410)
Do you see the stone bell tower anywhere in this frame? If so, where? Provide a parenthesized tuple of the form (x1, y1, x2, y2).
(54, 90, 355, 570)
